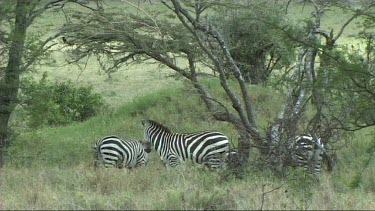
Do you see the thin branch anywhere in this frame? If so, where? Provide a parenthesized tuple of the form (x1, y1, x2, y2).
(349, 76, 375, 99)
(334, 2, 375, 41)
(27, 0, 67, 27)
(22, 30, 64, 71)
(106, 52, 142, 72)
(260, 184, 283, 210)
(166, 1, 250, 124)
(285, 0, 292, 14)
(148, 52, 191, 79)
(71, 0, 103, 11)
(169, 0, 261, 138)
(187, 51, 240, 124)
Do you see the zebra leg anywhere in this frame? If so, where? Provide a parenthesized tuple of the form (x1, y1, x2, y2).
(165, 153, 180, 168)
(94, 159, 101, 169)
(94, 148, 103, 169)
(202, 154, 226, 170)
(94, 152, 100, 168)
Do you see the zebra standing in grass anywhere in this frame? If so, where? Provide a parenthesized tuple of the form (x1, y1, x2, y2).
(141, 119, 230, 169)
(287, 134, 325, 176)
(94, 135, 151, 169)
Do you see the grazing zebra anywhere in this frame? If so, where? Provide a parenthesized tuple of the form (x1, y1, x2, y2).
(94, 135, 151, 169)
(287, 134, 325, 176)
(141, 119, 230, 169)
(209, 148, 248, 179)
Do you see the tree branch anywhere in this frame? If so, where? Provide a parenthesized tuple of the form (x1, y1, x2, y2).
(169, 0, 261, 141)
(334, 2, 375, 41)
(21, 31, 64, 71)
(260, 184, 283, 210)
(27, 0, 67, 27)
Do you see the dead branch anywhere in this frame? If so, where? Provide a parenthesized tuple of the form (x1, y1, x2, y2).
(260, 184, 283, 210)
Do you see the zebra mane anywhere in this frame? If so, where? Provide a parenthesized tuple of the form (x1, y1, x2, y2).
(148, 120, 172, 133)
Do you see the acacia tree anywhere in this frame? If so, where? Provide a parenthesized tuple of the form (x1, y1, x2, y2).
(61, 0, 268, 160)
(212, 2, 299, 84)
(265, 0, 375, 172)
(0, 0, 92, 167)
(60, 0, 375, 174)
(0, 0, 31, 168)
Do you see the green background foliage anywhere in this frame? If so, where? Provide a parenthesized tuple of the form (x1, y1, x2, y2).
(212, 1, 301, 83)
(19, 74, 107, 128)
(4, 85, 375, 209)
(0, 0, 374, 210)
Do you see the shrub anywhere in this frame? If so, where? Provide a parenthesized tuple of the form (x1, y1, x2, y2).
(19, 74, 107, 128)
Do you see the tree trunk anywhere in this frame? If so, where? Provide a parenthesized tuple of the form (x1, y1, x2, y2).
(0, 0, 29, 168)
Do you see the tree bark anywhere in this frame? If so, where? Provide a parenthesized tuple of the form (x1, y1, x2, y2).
(0, 0, 29, 168)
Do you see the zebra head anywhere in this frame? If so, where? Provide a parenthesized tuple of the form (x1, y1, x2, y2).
(141, 119, 152, 143)
(141, 119, 173, 159)
(140, 140, 152, 153)
(141, 119, 150, 127)
(142, 119, 151, 142)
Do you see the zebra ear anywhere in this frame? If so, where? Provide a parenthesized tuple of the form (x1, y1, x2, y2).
(316, 138, 324, 148)
(142, 119, 150, 126)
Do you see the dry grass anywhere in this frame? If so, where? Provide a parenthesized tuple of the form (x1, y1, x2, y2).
(29, 48, 182, 108)
(2, 1, 374, 210)
(1, 162, 375, 210)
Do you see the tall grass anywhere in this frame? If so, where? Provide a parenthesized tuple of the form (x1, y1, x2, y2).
(2, 162, 374, 209)
(2, 85, 374, 210)
(2, 1, 374, 210)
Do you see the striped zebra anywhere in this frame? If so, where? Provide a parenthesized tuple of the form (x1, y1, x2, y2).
(94, 135, 151, 169)
(287, 134, 325, 176)
(141, 119, 230, 169)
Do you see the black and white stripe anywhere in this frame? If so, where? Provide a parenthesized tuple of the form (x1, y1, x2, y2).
(94, 135, 151, 169)
(141, 119, 230, 169)
(287, 134, 325, 176)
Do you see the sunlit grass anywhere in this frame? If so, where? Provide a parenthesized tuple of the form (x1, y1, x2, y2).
(32, 52, 182, 107)
(2, 0, 375, 210)
(2, 160, 375, 210)
(3, 83, 375, 209)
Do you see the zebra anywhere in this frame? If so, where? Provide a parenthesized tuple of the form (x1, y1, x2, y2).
(287, 134, 325, 176)
(94, 135, 151, 169)
(209, 148, 248, 179)
(141, 119, 230, 169)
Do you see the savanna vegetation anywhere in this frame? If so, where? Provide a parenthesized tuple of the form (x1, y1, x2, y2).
(0, 0, 374, 210)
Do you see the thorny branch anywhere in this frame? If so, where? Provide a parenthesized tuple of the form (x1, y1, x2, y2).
(58, 0, 374, 175)
(260, 184, 283, 210)
(167, 0, 261, 143)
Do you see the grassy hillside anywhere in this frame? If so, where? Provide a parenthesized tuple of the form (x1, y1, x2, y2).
(1, 0, 374, 210)
(2, 83, 375, 210)
(6, 79, 286, 167)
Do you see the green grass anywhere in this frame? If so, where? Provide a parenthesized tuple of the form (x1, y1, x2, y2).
(285, 1, 370, 47)
(21, 0, 181, 109)
(2, 157, 375, 210)
(6, 86, 230, 167)
(1, 0, 375, 210)
(33, 56, 182, 108)
(2, 85, 375, 210)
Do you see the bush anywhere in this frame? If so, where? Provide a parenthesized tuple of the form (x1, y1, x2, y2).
(19, 74, 107, 128)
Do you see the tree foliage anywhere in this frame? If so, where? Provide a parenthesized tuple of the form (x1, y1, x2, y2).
(59, 0, 375, 176)
(0, 0, 101, 167)
(19, 73, 107, 129)
(212, 1, 301, 84)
